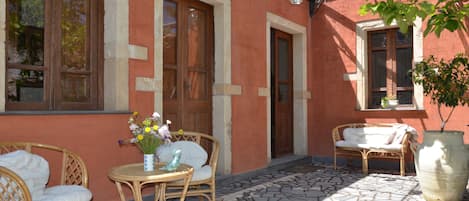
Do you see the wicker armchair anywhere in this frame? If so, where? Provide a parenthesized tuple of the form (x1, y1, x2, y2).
(0, 142, 90, 200)
(163, 131, 219, 201)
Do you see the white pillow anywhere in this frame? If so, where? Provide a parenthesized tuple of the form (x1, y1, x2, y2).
(157, 141, 208, 169)
(35, 185, 92, 201)
(0, 150, 50, 198)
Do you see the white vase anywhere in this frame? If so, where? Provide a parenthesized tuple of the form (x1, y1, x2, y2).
(387, 99, 399, 108)
(414, 130, 469, 201)
(143, 154, 155, 171)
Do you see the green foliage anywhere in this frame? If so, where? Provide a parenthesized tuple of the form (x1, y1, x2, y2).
(137, 134, 163, 154)
(361, 0, 469, 131)
(360, 0, 469, 37)
(412, 54, 469, 131)
(413, 54, 469, 108)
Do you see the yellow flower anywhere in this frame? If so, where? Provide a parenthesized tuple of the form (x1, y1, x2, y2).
(144, 127, 151, 133)
(137, 134, 144, 141)
(153, 125, 159, 130)
(133, 111, 139, 116)
(178, 129, 184, 135)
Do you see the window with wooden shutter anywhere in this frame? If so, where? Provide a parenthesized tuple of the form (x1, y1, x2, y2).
(367, 28, 413, 109)
(5, 0, 103, 110)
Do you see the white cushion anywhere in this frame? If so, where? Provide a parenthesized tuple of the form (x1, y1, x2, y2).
(335, 140, 402, 150)
(335, 140, 371, 149)
(343, 127, 396, 145)
(157, 141, 208, 169)
(192, 165, 212, 181)
(391, 124, 415, 144)
(0, 150, 49, 198)
(368, 144, 402, 150)
(35, 185, 92, 201)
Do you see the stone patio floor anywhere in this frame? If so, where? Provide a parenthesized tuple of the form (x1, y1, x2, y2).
(213, 159, 469, 201)
(143, 158, 469, 201)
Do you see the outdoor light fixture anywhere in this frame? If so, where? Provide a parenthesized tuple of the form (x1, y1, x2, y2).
(290, 0, 303, 5)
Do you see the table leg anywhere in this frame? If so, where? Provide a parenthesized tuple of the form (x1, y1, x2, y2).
(132, 181, 144, 201)
(154, 183, 166, 201)
(114, 182, 127, 201)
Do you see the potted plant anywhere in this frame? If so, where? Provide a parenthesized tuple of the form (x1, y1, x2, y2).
(381, 95, 399, 109)
(411, 54, 469, 200)
(360, 0, 469, 200)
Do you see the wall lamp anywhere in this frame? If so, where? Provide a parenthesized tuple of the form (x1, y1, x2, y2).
(290, 0, 303, 5)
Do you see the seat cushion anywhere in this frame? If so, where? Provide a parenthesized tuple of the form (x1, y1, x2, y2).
(335, 140, 370, 149)
(343, 127, 396, 145)
(0, 150, 49, 198)
(157, 141, 208, 169)
(192, 165, 212, 181)
(35, 185, 92, 201)
(336, 140, 402, 151)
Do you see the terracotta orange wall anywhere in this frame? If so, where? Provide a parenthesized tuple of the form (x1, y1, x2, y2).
(0, 1, 156, 201)
(0, 114, 143, 201)
(309, 0, 469, 157)
(129, 0, 155, 113)
(231, 0, 310, 174)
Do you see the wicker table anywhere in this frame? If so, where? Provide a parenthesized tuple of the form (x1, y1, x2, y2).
(108, 163, 192, 201)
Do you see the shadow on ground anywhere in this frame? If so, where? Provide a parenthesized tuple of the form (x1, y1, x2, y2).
(215, 161, 469, 201)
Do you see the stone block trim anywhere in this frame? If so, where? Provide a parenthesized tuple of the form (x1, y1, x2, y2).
(213, 84, 242, 96)
(135, 77, 162, 92)
(128, 44, 148, 60)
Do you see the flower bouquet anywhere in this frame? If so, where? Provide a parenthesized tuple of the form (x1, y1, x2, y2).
(119, 112, 172, 171)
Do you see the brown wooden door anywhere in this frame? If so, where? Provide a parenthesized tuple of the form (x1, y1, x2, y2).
(163, 0, 213, 134)
(271, 29, 293, 158)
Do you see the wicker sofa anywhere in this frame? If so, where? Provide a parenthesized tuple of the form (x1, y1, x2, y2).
(0, 142, 91, 201)
(332, 123, 416, 176)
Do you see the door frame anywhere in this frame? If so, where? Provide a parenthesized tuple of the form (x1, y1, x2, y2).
(155, 0, 232, 175)
(266, 12, 309, 162)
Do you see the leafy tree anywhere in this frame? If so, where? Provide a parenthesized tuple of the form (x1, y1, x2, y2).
(360, 0, 469, 37)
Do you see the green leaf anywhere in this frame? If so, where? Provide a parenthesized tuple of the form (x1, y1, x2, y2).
(419, 1, 435, 14)
(398, 21, 409, 33)
(359, 5, 369, 16)
(445, 19, 459, 31)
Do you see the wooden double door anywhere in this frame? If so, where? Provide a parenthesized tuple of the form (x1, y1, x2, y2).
(271, 29, 294, 158)
(163, 0, 213, 134)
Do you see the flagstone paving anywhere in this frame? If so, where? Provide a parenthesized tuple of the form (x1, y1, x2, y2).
(144, 159, 469, 201)
(215, 160, 469, 201)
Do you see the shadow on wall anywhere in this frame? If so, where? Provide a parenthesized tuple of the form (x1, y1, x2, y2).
(309, 3, 429, 156)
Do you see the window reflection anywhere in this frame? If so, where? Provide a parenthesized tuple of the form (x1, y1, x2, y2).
(7, 0, 44, 66)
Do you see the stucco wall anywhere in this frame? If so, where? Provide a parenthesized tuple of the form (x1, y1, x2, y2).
(310, 0, 469, 157)
(129, 0, 155, 113)
(0, 114, 139, 201)
(230, 0, 310, 173)
(0, 1, 156, 201)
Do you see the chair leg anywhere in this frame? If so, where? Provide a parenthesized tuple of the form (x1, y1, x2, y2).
(211, 182, 216, 201)
(333, 150, 337, 170)
(400, 156, 405, 176)
(362, 151, 368, 175)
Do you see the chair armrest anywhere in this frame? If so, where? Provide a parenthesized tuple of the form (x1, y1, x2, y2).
(400, 133, 412, 153)
(0, 166, 32, 201)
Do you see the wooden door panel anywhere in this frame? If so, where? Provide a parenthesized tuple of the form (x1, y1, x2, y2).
(272, 29, 293, 158)
(163, 0, 213, 135)
(183, 111, 210, 134)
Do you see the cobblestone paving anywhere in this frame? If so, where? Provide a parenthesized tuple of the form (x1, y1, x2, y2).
(215, 161, 469, 201)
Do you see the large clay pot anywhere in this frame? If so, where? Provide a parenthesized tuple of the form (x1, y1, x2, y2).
(414, 130, 469, 201)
